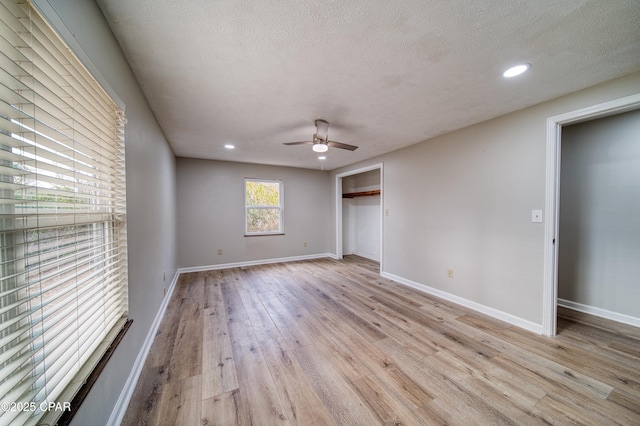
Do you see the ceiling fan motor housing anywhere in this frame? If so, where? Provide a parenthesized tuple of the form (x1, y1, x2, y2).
(315, 119, 330, 142)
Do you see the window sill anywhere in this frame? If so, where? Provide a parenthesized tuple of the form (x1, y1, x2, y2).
(54, 318, 132, 425)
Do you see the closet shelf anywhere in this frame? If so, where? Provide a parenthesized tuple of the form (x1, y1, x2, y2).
(342, 190, 381, 198)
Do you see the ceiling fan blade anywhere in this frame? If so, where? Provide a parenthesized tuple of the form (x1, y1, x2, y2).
(327, 140, 358, 151)
(284, 141, 314, 146)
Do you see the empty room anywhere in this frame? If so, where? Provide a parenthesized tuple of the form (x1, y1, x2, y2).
(1, 0, 639, 425)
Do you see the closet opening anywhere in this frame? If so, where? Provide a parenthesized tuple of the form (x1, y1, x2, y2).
(335, 164, 383, 273)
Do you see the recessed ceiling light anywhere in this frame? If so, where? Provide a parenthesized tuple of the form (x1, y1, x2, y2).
(224, 144, 235, 149)
(503, 63, 531, 78)
(318, 156, 326, 160)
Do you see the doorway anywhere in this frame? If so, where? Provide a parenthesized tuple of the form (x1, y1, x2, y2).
(335, 164, 383, 273)
(543, 93, 640, 336)
(558, 110, 640, 331)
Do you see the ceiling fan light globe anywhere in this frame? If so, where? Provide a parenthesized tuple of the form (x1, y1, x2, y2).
(312, 144, 328, 153)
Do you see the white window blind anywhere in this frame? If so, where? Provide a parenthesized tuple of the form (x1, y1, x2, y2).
(0, 1, 128, 424)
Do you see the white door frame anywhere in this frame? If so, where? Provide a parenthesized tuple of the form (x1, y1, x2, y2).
(542, 93, 640, 337)
(335, 163, 384, 272)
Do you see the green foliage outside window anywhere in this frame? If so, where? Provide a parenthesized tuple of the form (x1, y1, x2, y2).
(245, 181, 279, 206)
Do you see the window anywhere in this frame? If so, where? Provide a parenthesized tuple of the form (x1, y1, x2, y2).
(245, 179, 283, 235)
(0, 1, 128, 424)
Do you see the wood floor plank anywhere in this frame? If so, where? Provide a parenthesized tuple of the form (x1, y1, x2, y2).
(327, 285, 440, 359)
(490, 352, 640, 424)
(203, 270, 225, 309)
(259, 291, 316, 348)
(487, 322, 640, 398)
(266, 273, 379, 384)
(425, 347, 493, 383)
(491, 352, 613, 402)
(281, 269, 389, 343)
(472, 360, 547, 408)
(201, 390, 241, 426)
(425, 379, 515, 426)
(608, 388, 640, 414)
(373, 336, 509, 424)
(120, 365, 167, 425)
(373, 294, 501, 361)
(556, 317, 640, 370)
(558, 306, 640, 340)
(156, 375, 202, 426)
(290, 343, 382, 426)
(269, 296, 374, 382)
(201, 305, 238, 400)
(352, 373, 428, 426)
(143, 275, 190, 369)
(231, 341, 291, 425)
(220, 277, 260, 349)
(185, 271, 205, 305)
(314, 308, 400, 377)
(368, 365, 435, 410)
(463, 375, 549, 425)
(123, 256, 640, 425)
(167, 301, 202, 381)
(234, 273, 287, 343)
(258, 337, 336, 426)
(533, 392, 615, 426)
(202, 270, 237, 401)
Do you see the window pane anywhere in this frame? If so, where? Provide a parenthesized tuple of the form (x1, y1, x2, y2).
(246, 208, 281, 233)
(245, 181, 280, 207)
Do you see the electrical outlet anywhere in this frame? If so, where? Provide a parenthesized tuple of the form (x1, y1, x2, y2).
(531, 210, 543, 223)
(163, 287, 166, 297)
(163, 272, 166, 282)
(447, 268, 454, 279)
(218, 248, 223, 255)
(304, 241, 308, 247)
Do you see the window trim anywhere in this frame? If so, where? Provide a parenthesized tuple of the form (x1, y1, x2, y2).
(244, 178, 284, 236)
(31, 0, 124, 111)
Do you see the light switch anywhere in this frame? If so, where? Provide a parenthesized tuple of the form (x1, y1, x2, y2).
(531, 210, 543, 223)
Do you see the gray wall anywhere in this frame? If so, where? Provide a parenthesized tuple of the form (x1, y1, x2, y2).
(40, 1, 177, 425)
(559, 110, 640, 318)
(176, 158, 331, 268)
(331, 72, 640, 327)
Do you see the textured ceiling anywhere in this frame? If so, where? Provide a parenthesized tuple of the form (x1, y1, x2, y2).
(96, 0, 640, 170)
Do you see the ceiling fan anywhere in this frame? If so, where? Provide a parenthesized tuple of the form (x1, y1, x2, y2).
(284, 119, 358, 153)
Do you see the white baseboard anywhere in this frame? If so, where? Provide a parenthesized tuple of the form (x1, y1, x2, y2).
(381, 271, 543, 334)
(342, 250, 380, 262)
(108, 270, 181, 425)
(558, 299, 640, 328)
(177, 253, 335, 274)
(353, 251, 380, 262)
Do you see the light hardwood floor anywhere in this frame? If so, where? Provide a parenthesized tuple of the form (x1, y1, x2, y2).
(122, 256, 640, 425)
